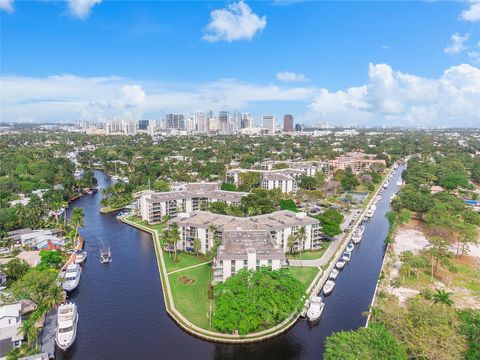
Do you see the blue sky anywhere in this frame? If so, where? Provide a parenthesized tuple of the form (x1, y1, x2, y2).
(1, 0, 480, 127)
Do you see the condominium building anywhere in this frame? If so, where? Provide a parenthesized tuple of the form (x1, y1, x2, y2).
(138, 183, 248, 224)
(262, 115, 276, 134)
(283, 115, 294, 132)
(167, 210, 322, 282)
(165, 113, 185, 130)
(240, 113, 253, 129)
(328, 151, 386, 174)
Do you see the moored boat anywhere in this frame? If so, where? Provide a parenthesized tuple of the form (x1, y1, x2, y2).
(56, 303, 78, 351)
(342, 251, 352, 262)
(329, 268, 339, 280)
(352, 225, 365, 244)
(345, 242, 354, 252)
(335, 259, 346, 270)
(307, 296, 325, 322)
(62, 264, 81, 292)
(323, 280, 335, 296)
(74, 251, 87, 264)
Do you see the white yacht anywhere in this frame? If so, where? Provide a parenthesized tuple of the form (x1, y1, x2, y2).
(323, 280, 336, 296)
(352, 225, 365, 244)
(365, 204, 377, 219)
(345, 242, 354, 253)
(62, 264, 82, 292)
(396, 179, 403, 186)
(329, 268, 339, 280)
(56, 303, 78, 351)
(74, 251, 87, 264)
(335, 259, 346, 270)
(307, 296, 325, 322)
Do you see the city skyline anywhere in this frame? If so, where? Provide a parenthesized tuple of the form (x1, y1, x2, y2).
(1, 1, 480, 127)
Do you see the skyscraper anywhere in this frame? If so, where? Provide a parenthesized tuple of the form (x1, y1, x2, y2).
(262, 115, 276, 134)
(165, 113, 185, 130)
(194, 111, 207, 133)
(218, 111, 230, 134)
(138, 119, 149, 130)
(283, 115, 293, 132)
(241, 113, 253, 129)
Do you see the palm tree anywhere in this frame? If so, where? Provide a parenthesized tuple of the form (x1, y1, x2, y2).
(70, 207, 85, 242)
(19, 319, 39, 348)
(296, 226, 308, 267)
(432, 289, 454, 307)
(193, 238, 201, 256)
(169, 224, 180, 262)
(287, 234, 296, 255)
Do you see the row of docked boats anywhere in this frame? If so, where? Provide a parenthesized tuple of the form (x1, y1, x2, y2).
(56, 249, 112, 351)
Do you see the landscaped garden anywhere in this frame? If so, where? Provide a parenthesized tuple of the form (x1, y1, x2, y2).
(288, 266, 320, 288)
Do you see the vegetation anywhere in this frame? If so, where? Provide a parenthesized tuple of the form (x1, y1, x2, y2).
(324, 323, 408, 360)
(213, 268, 305, 334)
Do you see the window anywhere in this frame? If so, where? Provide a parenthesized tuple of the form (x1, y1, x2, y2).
(268, 259, 272, 267)
(256, 260, 260, 269)
(243, 259, 248, 268)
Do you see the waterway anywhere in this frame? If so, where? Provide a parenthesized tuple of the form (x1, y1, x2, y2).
(57, 166, 404, 360)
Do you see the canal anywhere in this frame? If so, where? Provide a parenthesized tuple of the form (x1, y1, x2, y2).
(58, 166, 404, 360)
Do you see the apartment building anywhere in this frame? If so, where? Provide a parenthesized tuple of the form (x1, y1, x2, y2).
(328, 151, 386, 174)
(138, 183, 248, 224)
(167, 210, 322, 281)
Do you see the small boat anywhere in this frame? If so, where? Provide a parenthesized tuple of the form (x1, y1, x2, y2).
(336, 260, 346, 270)
(62, 264, 81, 292)
(100, 250, 112, 264)
(329, 268, 339, 280)
(323, 280, 335, 296)
(307, 296, 325, 322)
(396, 179, 403, 186)
(345, 242, 354, 252)
(342, 251, 352, 262)
(56, 303, 78, 351)
(74, 251, 87, 264)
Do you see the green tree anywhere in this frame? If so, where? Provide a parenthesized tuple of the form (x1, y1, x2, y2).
(69, 207, 85, 242)
(38, 250, 63, 269)
(193, 238, 201, 256)
(153, 180, 170, 192)
(324, 323, 408, 360)
(220, 182, 237, 191)
(0, 259, 30, 282)
(298, 175, 317, 190)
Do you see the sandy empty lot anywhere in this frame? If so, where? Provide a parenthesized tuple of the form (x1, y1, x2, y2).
(394, 228, 429, 256)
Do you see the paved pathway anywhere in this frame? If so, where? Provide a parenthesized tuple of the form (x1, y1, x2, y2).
(289, 211, 358, 267)
(167, 261, 212, 275)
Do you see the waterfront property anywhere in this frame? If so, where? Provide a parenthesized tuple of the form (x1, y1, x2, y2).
(138, 182, 248, 224)
(0, 303, 24, 357)
(167, 210, 322, 281)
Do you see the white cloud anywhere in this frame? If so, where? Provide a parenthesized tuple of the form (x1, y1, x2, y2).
(67, 0, 102, 19)
(461, 1, 480, 22)
(0, 75, 315, 123)
(203, 1, 266, 42)
(468, 51, 480, 64)
(0, 0, 14, 13)
(444, 33, 470, 54)
(306, 63, 480, 127)
(276, 71, 309, 83)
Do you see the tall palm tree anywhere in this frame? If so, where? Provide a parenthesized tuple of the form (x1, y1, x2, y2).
(287, 234, 296, 255)
(296, 226, 308, 267)
(70, 207, 85, 242)
(432, 289, 454, 307)
(170, 224, 180, 263)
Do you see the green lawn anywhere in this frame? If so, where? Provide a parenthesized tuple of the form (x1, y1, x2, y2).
(452, 263, 480, 295)
(288, 267, 320, 288)
(126, 215, 165, 232)
(163, 252, 210, 273)
(287, 243, 328, 260)
(168, 264, 213, 329)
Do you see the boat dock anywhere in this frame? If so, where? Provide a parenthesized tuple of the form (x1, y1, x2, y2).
(39, 309, 56, 359)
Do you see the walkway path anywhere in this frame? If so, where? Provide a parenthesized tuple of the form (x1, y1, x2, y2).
(167, 261, 212, 275)
(289, 211, 358, 267)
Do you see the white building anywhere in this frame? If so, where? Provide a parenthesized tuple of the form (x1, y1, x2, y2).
(138, 183, 248, 224)
(262, 115, 276, 134)
(168, 210, 322, 282)
(0, 303, 24, 357)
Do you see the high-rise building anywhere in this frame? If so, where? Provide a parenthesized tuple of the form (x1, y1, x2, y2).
(138, 119, 149, 130)
(165, 113, 185, 130)
(283, 115, 294, 132)
(262, 115, 276, 134)
(295, 123, 303, 132)
(194, 111, 207, 133)
(123, 119, 137, 136)
(241, 113, 253, 129)
(105, 119, 121, 134)
(147, 123, 156, 137)
(218, 111, 230, 134)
